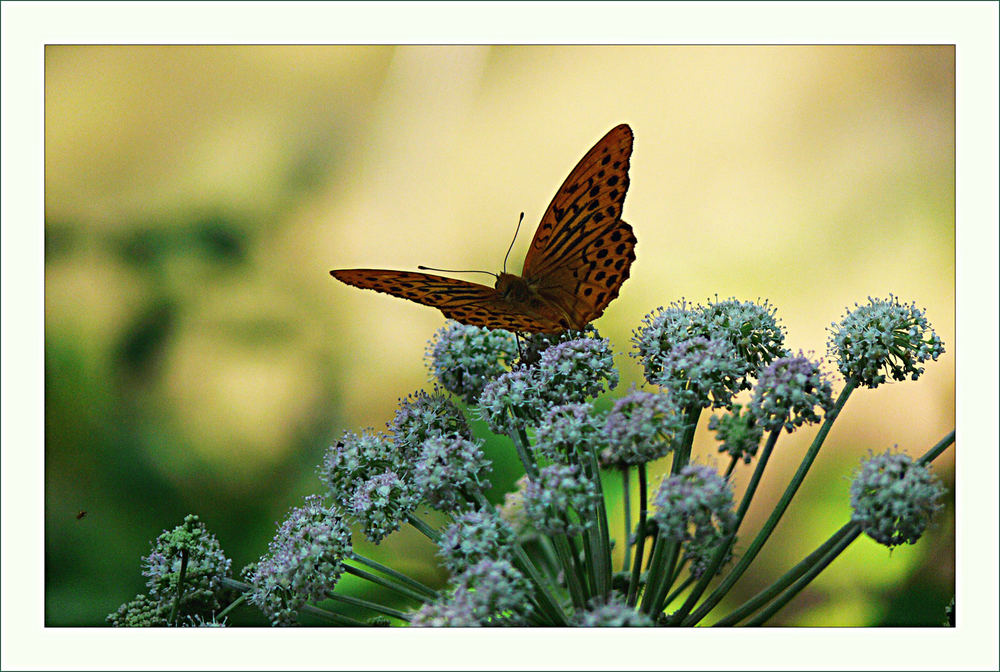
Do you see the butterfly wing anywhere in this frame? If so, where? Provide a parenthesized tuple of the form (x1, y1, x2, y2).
(521, 124, 636, 329)
(330, 269, 564, 332)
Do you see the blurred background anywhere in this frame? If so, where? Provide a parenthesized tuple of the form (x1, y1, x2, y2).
(45, 45, 954, 626)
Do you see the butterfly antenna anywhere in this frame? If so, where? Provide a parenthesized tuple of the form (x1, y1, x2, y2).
(416, 265, 498, 279)
(503, 212, 525, 274)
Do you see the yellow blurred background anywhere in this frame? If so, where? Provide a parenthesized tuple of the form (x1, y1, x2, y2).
(45, 45, 954, 626)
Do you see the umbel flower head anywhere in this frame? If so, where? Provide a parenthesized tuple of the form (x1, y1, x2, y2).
(348, 469, 420, 543)
(850, 448, 946, 548)
(748, 353, 835, 433)
(653, 464, 737, 578)
(478, 337, 618, 432)
(142, 514, 232, 604)
(108, 515, 232, 627)
(410, 559, 532, 627)
(534, 402, 606, 464)
(414, 433, 492, 512)
(522, 462, 600, 536)
(654, 335, 747, 410)
(319, 429, 399, 505)
(438, 506, 516, 574)
(828, 295, 945, 389)
(708, 404, 764, 464)
(573, 595, 654, 627)
(601, 387, 684, 467)
(389, 388, 471, 460)
(632, 297, 786, 392)
(426, 321, 518, 404)
(245, 495, 352, 625)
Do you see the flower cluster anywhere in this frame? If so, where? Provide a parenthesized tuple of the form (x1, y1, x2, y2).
(478, 336, 618, 432)
(414, 434, 491, 511)
(748, 353, 834, 433)
(244, 495, 352, 625)
(110, 291, 950, 629)
(522, 463, 600, 536)
(653, 464, 737, 578)
(410, 559, 532, 626)
(427, 322, 518, 403)
(534, 402, 605, 464)
(850, 448, 946, 548)
(633, 297, 787, 395)
(108, 515, 232, 627)
(438, 506, 516, 574)
(601, 387, 684, 467)
(708, 404, 763, 464)
(829, 295, 945, 389)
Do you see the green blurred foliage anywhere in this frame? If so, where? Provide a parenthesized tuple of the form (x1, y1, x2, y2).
(45, 45, 954, 626)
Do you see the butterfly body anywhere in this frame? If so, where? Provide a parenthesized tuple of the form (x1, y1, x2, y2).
(332, 124, 636, 334)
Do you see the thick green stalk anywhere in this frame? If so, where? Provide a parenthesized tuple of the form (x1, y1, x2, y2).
(715, 428, 955, 626)
(626, 464, 649, 606)
(681, 380, 857, 625)
(667, 428, 779, 623)
(621, 467, 633, 572)
(349, 551, 439, 600)
(585, 449, 613, 600)
(343, 564, 430, 604)
(712, 522, 858, 626)
(325, 591, 412, 622)
(405, 512, 441, 544)
(552, 533, 588, 609)
(219, 578, 367, 626)
(744, 525, 862, 626)
(507, 419, 538, 479)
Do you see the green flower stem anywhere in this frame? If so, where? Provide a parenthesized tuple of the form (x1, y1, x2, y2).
(663, 572, 697, 610)
(301, 602, 368, 626)
(918, 429, 955, 466)
(667, 556, 690, 589)
(214, 592, 247, 621)
(508, 419, 538, 479)
(585, 449, 613, 600)
(639, 533, 676, 614)
(681, 379, 857, 626)
(622, 468, 633, 572)
(349, 551, 439, 600)
(343, 564, 431, 604)
(552, 533, 588, 609)
(715, 429, 955, 627)
(712, 522, 858, 626)
(169, 547, 189, 626)
(469, 491, 568, 625)
(667, 428, 779, 623)
(509, 543, 569, 625)
(325, 591, 412, 623)
(405, 511, 441, 544)
(723, 454, 739, 480)
(672, 406, 702, 474)
(626, 464, 649, 606)
(220, 578, 367, 626)
(744, 525, 862, 626)
(640, 405, 702, 613)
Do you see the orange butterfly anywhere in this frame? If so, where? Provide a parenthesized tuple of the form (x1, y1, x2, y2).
(331, 124, 636, 334)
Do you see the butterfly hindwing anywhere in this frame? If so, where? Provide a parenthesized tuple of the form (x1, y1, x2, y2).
(330, 269, 563, 332)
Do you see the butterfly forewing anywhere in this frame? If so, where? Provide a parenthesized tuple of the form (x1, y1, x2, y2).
(522, 124, 633, 283)
(330, 269, 563, 332)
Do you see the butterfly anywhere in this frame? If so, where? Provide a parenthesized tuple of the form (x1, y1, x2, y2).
(331, 124, 636, 334)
